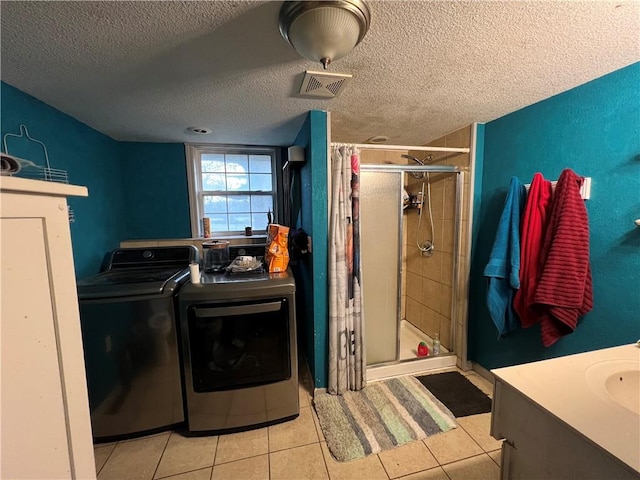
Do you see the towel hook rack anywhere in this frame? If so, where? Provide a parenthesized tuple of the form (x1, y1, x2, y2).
(524, 176, 591, 200)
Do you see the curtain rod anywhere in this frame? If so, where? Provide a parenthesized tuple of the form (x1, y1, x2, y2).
(330, 142, 470, 154)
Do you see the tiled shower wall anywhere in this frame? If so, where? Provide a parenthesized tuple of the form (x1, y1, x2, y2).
(404, 126, 472, 351)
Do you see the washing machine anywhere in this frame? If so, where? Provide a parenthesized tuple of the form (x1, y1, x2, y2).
(77, 245, 198, 440)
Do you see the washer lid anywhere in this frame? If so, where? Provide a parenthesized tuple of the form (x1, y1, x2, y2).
(77, 267, 187, 299)
(106, 245, 198, 270)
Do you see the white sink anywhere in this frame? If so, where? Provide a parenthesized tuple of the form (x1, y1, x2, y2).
(586, 359, 640, 415)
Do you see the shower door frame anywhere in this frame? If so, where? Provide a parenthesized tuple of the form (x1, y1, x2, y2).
(361, 164, 463, 368)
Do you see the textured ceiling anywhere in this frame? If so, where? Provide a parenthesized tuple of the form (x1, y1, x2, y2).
(1, 1, 638, 146)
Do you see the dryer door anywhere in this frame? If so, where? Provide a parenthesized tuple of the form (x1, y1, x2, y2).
(184, 298, 291, 393)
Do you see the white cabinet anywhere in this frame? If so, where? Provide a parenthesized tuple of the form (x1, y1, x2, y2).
(1, 177, 95, 480)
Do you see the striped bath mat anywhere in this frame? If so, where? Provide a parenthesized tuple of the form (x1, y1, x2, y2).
(314, 376, 457, 462)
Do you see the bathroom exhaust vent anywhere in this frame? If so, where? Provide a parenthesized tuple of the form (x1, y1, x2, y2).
(299, 71, 352, 98)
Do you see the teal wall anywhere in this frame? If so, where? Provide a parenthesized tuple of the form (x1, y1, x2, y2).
(469, 63, 640, 369)
(1, 82, 127, 279)
(120, 142, 191, 239)
(291, 110, 329, 388)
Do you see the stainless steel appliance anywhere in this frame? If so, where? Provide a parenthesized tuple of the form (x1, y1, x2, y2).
(178, 270, 298, 433)
(77, 246, 198, 440)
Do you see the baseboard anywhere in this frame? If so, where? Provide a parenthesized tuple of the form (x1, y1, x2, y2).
(313, 387, 327, 398)
(457, 356, 473, 371)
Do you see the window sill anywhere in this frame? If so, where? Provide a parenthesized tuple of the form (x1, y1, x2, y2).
(198, 234, 267, 241)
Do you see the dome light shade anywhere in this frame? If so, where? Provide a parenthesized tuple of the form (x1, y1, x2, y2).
(279, 1, 371, 69)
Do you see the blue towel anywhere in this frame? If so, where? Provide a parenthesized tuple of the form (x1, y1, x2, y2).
(484, 176, 527, 337)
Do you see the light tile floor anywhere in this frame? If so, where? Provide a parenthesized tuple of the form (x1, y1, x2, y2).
(94, 363, 501, 480)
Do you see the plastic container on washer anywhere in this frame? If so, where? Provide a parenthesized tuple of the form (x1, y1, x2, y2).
(203, 241, 230, 272)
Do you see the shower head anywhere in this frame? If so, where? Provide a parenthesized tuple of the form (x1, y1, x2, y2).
(402, 154, 425, 179)
(401, 154, 425, 166)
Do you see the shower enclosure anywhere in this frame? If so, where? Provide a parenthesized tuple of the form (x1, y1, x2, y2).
(358, 152, 465, 379)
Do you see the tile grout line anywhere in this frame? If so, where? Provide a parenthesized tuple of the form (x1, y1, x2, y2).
(421, 433, 488, 467)
(110, 431, 168, 445)
(395, 465, 453, 480)
(488, 447, 502, 468)
(286, 363, 329, 480)
(457, 421, 486, 452)
(212, 450, 270, 467)
(156, 466, 212, 480)
(269, 438, 319, 454)
(376, 453, 392, 479)
(456, 415, 496, 454)
(311, 402, 322, 440)
(214, 450, 268, 467)
(421, 410, 496, 479)
(375, 454, 391, 480)
(436, 452, 496, 480)
(209, 435, 219, 480)
(267, 422, 272, 480)
(151, 433, 171, 480)
(95, 443, 117, 478)
(317, 442, 331, 480)
(440, 463, 454, 480)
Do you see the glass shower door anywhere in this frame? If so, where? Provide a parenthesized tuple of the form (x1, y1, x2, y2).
(360, 171, 402, 365)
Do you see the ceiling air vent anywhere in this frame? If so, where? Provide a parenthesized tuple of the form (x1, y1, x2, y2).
(299, 71, 353, 98)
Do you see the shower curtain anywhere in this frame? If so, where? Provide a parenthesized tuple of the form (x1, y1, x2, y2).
(328, 145, 366, 395)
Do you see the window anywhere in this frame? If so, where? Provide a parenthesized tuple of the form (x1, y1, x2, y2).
(186, 145, 278, 236)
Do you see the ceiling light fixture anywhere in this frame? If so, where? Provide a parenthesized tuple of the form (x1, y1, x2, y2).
(279, 0, 371, 70)
(366, 135, 389, 144)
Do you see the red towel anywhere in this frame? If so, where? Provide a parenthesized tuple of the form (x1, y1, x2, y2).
(533, 169, 593, 346)
(514, 173, 553, 327)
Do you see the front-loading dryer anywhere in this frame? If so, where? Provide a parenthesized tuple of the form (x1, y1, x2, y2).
(177, 270, 298, 434)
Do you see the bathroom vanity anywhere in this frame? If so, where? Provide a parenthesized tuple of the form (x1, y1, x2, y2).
(491, 344, 640, 480)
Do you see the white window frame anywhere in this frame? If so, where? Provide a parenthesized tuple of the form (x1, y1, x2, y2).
(185, 144, 278, 237)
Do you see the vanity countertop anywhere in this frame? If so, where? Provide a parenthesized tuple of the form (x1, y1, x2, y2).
(492, 343, 640, 472)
